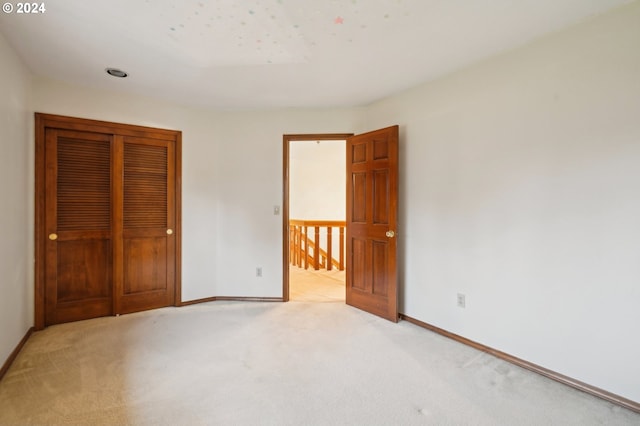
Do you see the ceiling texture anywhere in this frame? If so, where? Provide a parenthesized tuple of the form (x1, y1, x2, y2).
(0, 0, 631, 110)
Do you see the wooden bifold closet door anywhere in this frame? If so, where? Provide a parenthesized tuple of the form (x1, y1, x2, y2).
(35, 114, 182, 328)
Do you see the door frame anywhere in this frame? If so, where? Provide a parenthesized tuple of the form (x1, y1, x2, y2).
(282, 133, 353, 302)
(34, 113, 183, 330)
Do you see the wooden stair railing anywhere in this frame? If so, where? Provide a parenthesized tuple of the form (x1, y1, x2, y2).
(289, 220, 345, 271)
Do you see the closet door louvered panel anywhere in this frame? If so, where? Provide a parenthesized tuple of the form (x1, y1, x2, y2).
(117, 136, 175, 314)
(44, 129, 114, 325)
(57, 138, 111, 231)
(124, 143, 168, 229)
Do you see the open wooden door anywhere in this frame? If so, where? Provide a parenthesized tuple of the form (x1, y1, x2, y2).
(346, 125, 399, 322)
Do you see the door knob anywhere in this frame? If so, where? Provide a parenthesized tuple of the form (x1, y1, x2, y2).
(166, 229, 173, 235)
(386, 230, 395, 238)
(49, 233, 58, 240)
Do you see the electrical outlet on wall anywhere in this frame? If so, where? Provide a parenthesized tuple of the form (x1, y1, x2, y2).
(457, 293, 466, 308)
(256, 267, 262, 277)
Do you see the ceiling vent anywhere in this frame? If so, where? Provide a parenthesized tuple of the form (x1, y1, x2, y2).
(105, 68, 128, 78)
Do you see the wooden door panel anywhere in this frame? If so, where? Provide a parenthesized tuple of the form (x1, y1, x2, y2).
(48, 298, 112, 326)
(352, 142, 367, 163)
(351, 172, 367, 223)
(45, 129, 113, 326)
(373, 136, 390, 159)
(124, 143, 170, 229)
(346, 125, 399, 322)
(373, 170, 389, 224)
(372, 239, 389, 296)
(123, 237, 168, 294)
(56, 135, 111, 231)
(117, 136, 175, 314)
(56, 239, 111, 302)
(351, 237, 368, 291)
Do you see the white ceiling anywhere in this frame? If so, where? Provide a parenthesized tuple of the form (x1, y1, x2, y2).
(0, 0, 631, 110)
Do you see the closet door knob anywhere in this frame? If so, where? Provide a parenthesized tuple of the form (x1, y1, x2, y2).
(49, 233, 58, 240)
(385, 230, 395, 238)
(166, 229, 173, 235)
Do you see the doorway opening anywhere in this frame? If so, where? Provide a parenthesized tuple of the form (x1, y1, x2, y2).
(282, 134, 353, 302)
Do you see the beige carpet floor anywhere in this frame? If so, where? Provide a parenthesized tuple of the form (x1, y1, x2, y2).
(1, 278, 638, 425)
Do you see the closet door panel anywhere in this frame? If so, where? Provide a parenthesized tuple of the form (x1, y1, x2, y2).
(44, 129, 113, 325)
(36, 113, 181, 329)
(123, 237, 168, 294)
(117, 137, 176, 314)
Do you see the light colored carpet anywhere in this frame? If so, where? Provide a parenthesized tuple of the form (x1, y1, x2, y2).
(1, 296, 638, 424)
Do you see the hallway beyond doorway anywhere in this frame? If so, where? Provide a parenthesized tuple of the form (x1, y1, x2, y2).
(289, 266, 345, 302)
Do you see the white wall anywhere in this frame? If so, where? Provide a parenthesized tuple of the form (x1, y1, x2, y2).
(365, 2, 640, 402)
(212, 110, 364, 297)
(31, 80, 366, 300)
(0, 34, 33, 365)
(290, 140, 345, 221)
(31, 78, 221, 302)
